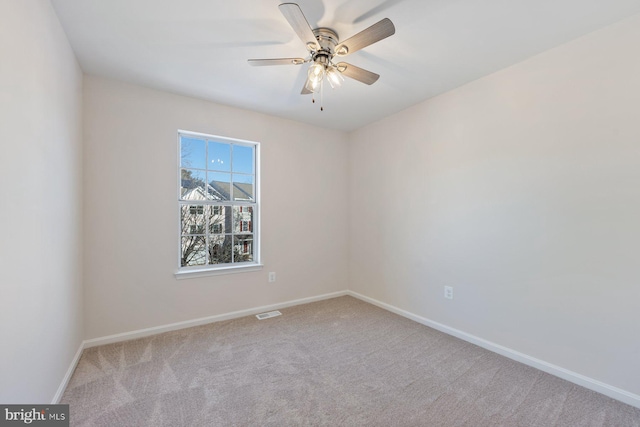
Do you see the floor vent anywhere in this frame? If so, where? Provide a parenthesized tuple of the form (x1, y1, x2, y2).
(256, 310, 282, 320)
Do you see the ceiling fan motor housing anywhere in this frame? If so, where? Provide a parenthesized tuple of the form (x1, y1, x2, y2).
(311, 28, 339, 61)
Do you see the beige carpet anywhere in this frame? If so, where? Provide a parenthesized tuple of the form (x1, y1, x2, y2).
(62, 296, 640, 426)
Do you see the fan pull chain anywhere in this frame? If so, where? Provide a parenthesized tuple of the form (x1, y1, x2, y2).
(308, 77, 324, 111)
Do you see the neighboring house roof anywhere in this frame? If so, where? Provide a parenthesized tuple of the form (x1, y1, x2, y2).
(232, 182, 254, 201)
(181, 181, 253, 202)
(206, 180, 254, 201)
(181, 186, 211, 201)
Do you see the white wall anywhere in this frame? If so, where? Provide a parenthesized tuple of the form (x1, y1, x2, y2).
(0, 1, 83, 403)
(82, 76, 349, 339)
(349, 14, 640, 396)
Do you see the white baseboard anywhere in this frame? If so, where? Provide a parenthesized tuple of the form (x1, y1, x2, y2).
(52, 341, 84, 404)
(347, 290, 640, 409)
(83, 291, 348, 348)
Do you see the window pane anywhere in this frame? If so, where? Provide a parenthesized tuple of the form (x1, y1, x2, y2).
(180, 137, 206, 170)
(181, 236, 206, 266)
(209, 205, 228, 234)
(232, 145, 253, 174)
(208, 141, 231, 172)
(233, 235, 253, 263)
(181, 205, 206, 235)
(180, 169, 206, 198)
(233, 145, 253, 174)
(232, 175, 254, 201)
(209, 235, 232, 264)
(233, 206, 253, 233)
(208, 172, 231, 201)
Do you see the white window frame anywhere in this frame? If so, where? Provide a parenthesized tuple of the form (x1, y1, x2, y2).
(175, 130, 262, 279)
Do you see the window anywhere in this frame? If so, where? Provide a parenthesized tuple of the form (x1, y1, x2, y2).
(189, 206, 204, 215)
(189, 224, 205, 234)
(178, 131, 259, 273)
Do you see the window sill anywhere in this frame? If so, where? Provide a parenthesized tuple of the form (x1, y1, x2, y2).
(175, 263, 263, 280)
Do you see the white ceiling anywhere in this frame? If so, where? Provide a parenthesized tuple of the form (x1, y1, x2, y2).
(51, 0, 640, 131)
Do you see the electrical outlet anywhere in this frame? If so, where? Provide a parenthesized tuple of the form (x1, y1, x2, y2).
(444, 286, 453, 300)
(268, 272, 276, 283)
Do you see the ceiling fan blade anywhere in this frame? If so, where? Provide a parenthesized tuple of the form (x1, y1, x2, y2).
(336, 62, 380, 85)
(279, 3, 319, 50)
(248, 58, 306, 66)
(335, 18, 395, 56)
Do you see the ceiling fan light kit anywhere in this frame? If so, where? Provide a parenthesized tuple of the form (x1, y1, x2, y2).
(248, 3, 395, 111)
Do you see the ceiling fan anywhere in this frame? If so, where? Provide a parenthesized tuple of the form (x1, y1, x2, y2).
(248, 3, 395, 110)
